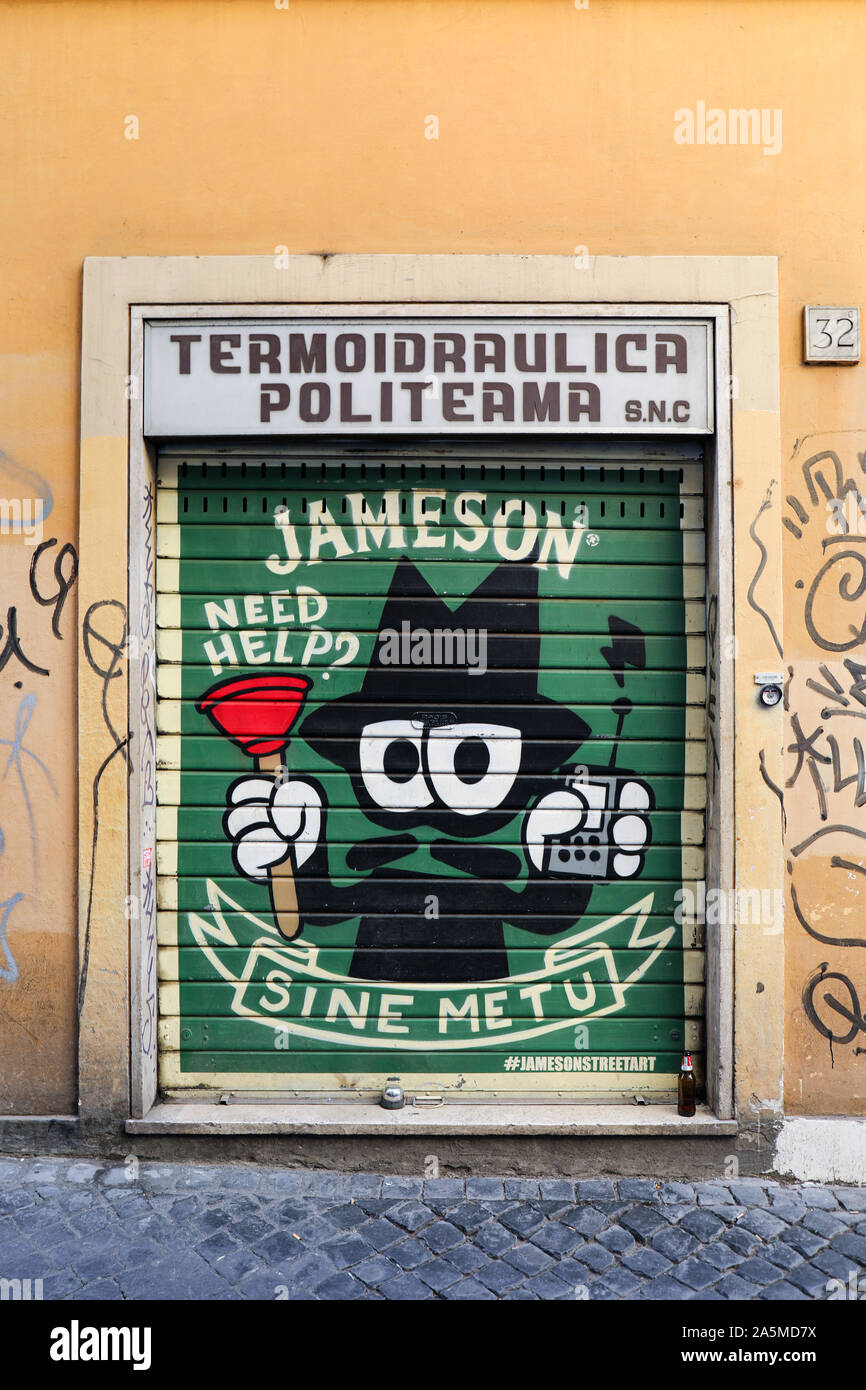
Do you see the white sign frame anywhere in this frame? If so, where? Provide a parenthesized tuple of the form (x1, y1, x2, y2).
(143, 313, 714, 436)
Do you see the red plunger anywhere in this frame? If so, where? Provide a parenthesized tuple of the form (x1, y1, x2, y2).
(197, 674, 312, 938)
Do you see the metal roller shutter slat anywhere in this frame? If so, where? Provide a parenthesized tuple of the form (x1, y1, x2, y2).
(156, 443, 707, 1099)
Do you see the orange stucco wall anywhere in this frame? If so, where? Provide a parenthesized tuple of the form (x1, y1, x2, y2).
(1, 0, 864, 1117)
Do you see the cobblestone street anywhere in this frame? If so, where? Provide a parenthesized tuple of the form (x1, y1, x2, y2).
(1, 1158, 864, 1301)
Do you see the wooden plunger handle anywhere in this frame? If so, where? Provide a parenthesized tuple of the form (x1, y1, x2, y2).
(255, 748, 301, 939)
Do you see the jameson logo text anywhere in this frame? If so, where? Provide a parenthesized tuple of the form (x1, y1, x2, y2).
(379, 622, 488, 675)
(144, 317, 713, 434)
(268, 491, 592, 578)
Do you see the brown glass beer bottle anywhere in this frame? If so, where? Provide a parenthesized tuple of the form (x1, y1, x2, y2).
(678, 1051, 696, 1117)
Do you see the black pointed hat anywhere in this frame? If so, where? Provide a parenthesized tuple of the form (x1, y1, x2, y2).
(300, 556, 589, 774)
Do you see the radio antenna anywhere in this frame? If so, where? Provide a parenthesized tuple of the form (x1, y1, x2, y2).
(601, 616, 646, 772)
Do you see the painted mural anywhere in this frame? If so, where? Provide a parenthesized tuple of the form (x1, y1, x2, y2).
(159, 458, 701, 1089)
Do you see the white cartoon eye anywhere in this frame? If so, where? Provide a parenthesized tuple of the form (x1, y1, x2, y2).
(359, 719, 433, 812)
(427, 722, 521, 816)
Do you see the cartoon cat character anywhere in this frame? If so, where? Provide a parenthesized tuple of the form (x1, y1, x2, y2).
(222, 558, 651, 982)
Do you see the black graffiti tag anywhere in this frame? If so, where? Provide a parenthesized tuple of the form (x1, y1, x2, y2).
(804, 546, 866, 653)
(0, 606, 49, 677)
(803, 965, 866, 1059)
(0, 537, 78, 681)
(79, 599, 131, 1015)
(784, 447, 866, 540)
(785, 443, 866, 1070)
(804, 657, 866, 807)
(747, 483, 784, 658)
(82, 599, 128, 752)
(29, 538, 79, 640)
(785, 712, 832, 819)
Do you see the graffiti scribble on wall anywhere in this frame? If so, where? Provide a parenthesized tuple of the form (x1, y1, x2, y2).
(784, 437, 866, 1069)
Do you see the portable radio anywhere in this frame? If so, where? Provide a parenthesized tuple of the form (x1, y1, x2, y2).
(540, 774, 630, 880)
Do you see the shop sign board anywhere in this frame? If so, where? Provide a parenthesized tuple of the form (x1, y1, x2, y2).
(144, 318, 713, 435)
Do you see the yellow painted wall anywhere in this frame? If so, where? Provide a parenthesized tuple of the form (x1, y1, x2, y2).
(1, 0, 864, 1116)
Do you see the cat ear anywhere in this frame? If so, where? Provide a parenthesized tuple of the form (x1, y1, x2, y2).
(366, 558, 453, 672)
(385, 556, 439, 601)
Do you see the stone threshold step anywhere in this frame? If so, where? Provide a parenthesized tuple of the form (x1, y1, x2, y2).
(127, 1101, 736, 1137)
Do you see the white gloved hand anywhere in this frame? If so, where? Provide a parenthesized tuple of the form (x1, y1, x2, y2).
(525, 788, 590, 871)
(224, 775, 322, 880)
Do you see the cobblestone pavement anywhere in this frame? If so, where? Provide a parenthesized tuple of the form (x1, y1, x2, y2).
(1, 1158, 865, 1301)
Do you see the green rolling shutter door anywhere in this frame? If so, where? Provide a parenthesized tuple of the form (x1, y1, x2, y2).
(156, 442, 706, 1100)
